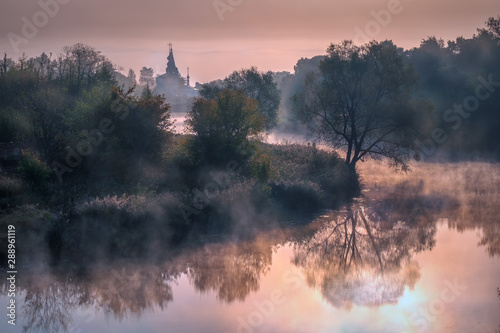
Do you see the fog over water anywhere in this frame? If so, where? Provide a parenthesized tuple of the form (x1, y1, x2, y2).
(1, 7, 500, 332)
(1, 161, 499, 333)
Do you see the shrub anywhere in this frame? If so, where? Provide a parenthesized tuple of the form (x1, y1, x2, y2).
(0, 176, 25, 210)
(270, 181, 323, 215)
(250, 146, 275, 183)
(268, 142, 353, 205)
(17, 151, 52, 190)
(0, 107, 28, 143)
(0, 176, 24, 197)
(186, 89, 265, 167)
(0, 205, 58, 264)
(63, 193, 181, 260)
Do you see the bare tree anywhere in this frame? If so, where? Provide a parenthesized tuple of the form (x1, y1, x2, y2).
(294, 40, 432, 173)
(61, 43, 110, 94)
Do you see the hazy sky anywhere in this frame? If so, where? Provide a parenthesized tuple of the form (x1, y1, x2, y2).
(1, 0, 499, 83)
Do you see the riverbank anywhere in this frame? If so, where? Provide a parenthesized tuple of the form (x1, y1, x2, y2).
(0, 140, 357, 266)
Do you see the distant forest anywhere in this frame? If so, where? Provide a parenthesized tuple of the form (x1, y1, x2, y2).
(276, 16, 500, 160)
(1, 16, 499, 162)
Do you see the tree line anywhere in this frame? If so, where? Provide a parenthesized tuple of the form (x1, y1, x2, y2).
(0, 16, 499, 197)
(282, 16, 500, 165)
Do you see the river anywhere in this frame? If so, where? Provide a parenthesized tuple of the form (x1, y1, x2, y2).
(1, 159, 499, 332)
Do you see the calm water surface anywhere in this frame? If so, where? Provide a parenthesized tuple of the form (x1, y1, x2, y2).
(1, 164, 499, 333)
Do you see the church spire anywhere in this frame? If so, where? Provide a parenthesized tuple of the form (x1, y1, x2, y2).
(166, 43, 180, 77)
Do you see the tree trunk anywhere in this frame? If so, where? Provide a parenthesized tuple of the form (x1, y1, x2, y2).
(346, 161, 360, 197)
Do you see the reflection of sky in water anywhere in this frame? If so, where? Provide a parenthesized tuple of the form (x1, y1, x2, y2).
(120, 225, 500, 333)
(1, 221, 499, 333)
(1, 162, 499, 333)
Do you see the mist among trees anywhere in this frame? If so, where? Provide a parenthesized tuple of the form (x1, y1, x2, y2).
(0, 17, 499, 262)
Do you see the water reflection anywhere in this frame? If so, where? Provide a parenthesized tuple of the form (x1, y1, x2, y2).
(6, 200, 440, 331)
(90, 265, 177, 320)
(359, 162, 500, 258)
(3, 238, 276, 332)
(451, 172, 500, 257)
(14, 264, 180, 333)
(2, 163, 500, 332)
(20, 275, 87, 333)
(292, 204, 435, 309)
(186, 241, 273, 303)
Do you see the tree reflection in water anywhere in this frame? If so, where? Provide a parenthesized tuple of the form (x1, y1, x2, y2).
(5, 200, 440, 332)
(10, 168, 500, 332)
(90, 264, 179, 320)
(9, 238, 274, 332)
(186, 240, 273, 303)
(20, 275, 87, 333)
(12, 264, 180, 333)
(3, 162, 500, 332)
(292, 203, 436, 309)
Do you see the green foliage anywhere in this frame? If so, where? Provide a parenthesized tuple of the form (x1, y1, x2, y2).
(250, 146, 275, 183)
(268, 143, 354, 204)
(0, 205, 57, 228)
(18, 86, 70, 161)
(186, 89, 265, 167)
(200, 67, 281, 130)
(407, 17, 500, 159)
(0, 176, 25, 209)
(0, 205, 59, 263)
(66, 84, 114, 131)
(17, 151, 52, 189)
(59, 83, 173, 184)
(119, 86, 173, 159)
(0, 107, 29, 143)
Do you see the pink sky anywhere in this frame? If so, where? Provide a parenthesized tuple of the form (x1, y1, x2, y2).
(1, 0, 499, 83)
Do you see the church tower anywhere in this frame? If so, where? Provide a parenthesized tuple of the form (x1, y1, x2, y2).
(155, 43, 198, 110)
(165, 43, 180, 77)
